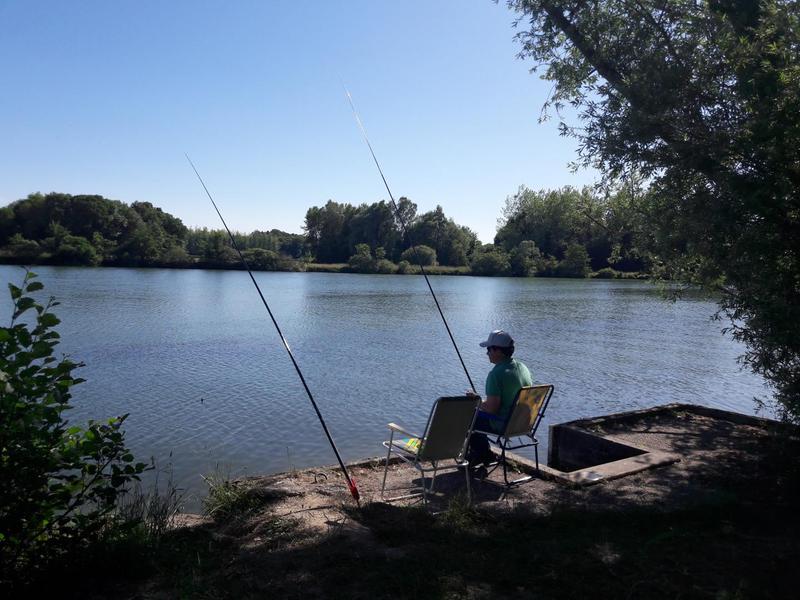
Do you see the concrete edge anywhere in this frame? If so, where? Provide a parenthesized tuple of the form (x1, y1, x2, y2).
(503, 448, 680, 487)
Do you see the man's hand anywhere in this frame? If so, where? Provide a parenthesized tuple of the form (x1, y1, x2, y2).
(466, 390, 480, 398)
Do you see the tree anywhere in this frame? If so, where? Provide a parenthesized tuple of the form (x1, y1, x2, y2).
(556, 243, 591, 278)
(509, 240, 543, 277)
(303, 201, 354, 263)
(507, 0, 800, 418)
(0, 272, 146, 585)
(407, 206, 478, 266)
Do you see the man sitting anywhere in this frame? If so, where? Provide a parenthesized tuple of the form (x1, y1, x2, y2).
(466, 329, 533, 470)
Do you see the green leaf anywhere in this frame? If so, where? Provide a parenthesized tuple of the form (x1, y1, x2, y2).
(38, 313, 60, 328)
(0, 329, 11, 343)
(8, 283, 22, 300)
(26, 281, 44, 292)
(13, 297, 37, 318)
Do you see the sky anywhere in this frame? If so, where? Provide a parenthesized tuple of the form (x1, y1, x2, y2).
(0, 1, 596, 243)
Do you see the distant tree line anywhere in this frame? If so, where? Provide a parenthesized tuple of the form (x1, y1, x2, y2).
(0, 189, 650, 277)
(0, 193, 304, 271)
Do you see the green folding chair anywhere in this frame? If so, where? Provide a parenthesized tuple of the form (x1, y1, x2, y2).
(381, 395, 480, 504)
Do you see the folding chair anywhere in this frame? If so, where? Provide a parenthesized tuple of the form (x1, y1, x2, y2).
(381, 395, 480, 504)
(479, 384, 554, 487)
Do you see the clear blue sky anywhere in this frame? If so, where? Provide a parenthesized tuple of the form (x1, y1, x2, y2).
(0, 0, 595, 243)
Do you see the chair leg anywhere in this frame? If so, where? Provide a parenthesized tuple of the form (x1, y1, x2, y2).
(430, 463, 438, 493)
(464, 463, 472, 504)
(501, 443, 510, 486)
(534, 444, 540, 473)
(381, 434, 394, 499)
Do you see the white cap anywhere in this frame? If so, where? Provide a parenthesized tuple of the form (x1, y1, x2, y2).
(479, 330, 514, 348)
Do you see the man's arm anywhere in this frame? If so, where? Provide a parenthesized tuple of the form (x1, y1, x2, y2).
(479, 395, 501, 414)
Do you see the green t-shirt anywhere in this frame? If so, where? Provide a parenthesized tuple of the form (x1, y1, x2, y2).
(485, 358, 533, 428)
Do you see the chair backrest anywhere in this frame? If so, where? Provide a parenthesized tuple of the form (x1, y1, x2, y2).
(503, 384, 554, 438)
(418, 396, 480, 461)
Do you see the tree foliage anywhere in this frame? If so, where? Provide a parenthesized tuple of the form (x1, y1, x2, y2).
(506, 0, 800, 417)
(496, 185, 649, 274)
(0, 271, 147, 586)
(470, 245, 512, 276)
(304, 199, 477, 266)
(400, 245, 438, 267)
(0, 193, 306, 271)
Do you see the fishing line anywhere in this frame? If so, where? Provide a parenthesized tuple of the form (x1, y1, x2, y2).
(343, 86, 477, 393)
(186, 154, 360, 506)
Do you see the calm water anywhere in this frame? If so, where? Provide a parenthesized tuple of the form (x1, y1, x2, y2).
(1, 266, 769, 505)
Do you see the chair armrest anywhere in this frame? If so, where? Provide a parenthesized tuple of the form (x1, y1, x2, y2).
(387, 422, 421, 438)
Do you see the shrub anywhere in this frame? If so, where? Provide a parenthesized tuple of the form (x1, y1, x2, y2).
(470, 247, 511, 276)
(348, 244, 377, 273)
(593, 267, 619, 279)
(2, 234, 42, 262)
(375, 259, 397, 274)
(396, 260, 413, 274)
(400, 245, 438, 266)
(242, 248, 280, 270)
(51, 235, 100, 266)
(0, 271, 147, 586)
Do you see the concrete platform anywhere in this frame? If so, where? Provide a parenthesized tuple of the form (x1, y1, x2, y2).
(501, 403, 784, 487)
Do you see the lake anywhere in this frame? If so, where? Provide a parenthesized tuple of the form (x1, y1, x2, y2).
(0, 265, 769, 506)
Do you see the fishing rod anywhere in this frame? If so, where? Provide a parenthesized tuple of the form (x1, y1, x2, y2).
(343, 87, 477, 393)
(186, 155, 360, 506)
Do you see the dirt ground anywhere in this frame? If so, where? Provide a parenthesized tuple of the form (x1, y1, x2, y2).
(192, 408, 793, 526)
(112, 409, 800, 599)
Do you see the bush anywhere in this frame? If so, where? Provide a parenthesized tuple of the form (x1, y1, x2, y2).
(375, 259, 397, 274)
(592, 267, 619, 279)
(470, 247, 511, 276)
(400, 245, 438, 266)
(51, 235, 100, 266)
(0, 271, 147, 587)
(396, 260, 413, 274)
(348, 243, 377, 273)
(2, 234, 42, 262)
(242, 248, 280, 270)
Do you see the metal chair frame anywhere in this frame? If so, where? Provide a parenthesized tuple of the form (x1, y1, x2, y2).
(480, 384, 554, 487)
(381, 396, 480, 504)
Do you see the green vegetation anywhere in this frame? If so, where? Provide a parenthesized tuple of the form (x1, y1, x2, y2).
(0, 192, 305, 271)
(0, 191, 648, 278)
(0, 271, 148, 588)
(201, 468, 281, 521)
(506, 0, 800, 419)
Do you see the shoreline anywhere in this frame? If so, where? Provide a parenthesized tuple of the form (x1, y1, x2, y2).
(0, 258, 649, 280)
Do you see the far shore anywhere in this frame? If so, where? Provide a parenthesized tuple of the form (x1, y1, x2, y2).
(0, 258, 648, 280)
